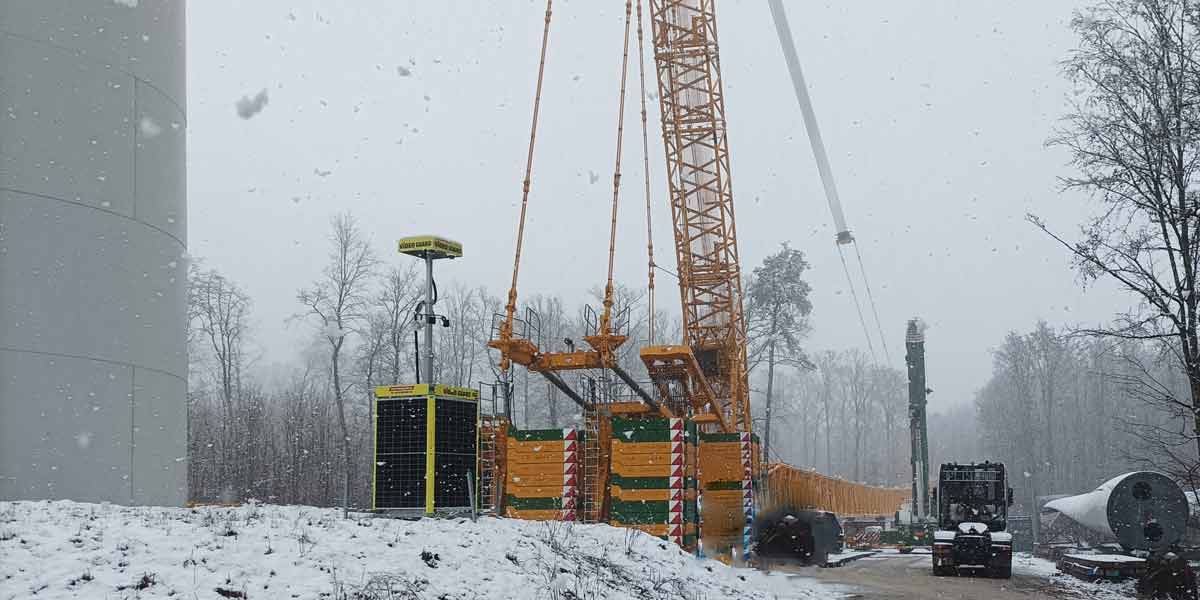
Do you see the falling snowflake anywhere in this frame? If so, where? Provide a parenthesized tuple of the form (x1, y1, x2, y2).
(139, 116, 162, 138)
(235, 89, 270, 119)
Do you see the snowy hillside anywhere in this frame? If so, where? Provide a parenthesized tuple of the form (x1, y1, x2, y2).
(0, 501, 835, 600)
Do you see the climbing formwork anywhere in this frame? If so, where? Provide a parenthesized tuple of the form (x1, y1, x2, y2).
(503, 428, 581, 521)
(699, 432, 762, 557)
(609, 417, 700, 551)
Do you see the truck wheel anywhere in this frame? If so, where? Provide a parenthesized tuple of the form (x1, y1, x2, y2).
(990, 564, 1012, 579)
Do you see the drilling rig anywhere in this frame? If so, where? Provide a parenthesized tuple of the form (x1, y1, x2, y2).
(906, 318, 930, 522)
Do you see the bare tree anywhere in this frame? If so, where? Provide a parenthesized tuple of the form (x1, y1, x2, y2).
(873, 366, 908, 483)
(189, 264, 252, 498)
(378, 265, 421, 384)
(1030, 322, 1068, 485)
(296, 213, 378, 515)
(976, 324, 1165, 503)
(812, 351, 838, 475)
(357, 265, 420, 424)
(1034, 0, 1200, 459)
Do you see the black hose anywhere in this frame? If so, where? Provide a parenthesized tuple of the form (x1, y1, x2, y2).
(413, 329, 421, 383)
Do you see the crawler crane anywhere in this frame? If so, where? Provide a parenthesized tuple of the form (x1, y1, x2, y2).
(489, 0, 907, 558)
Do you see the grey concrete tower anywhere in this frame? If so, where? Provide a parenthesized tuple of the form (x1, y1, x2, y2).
(0, 1, 187, 504)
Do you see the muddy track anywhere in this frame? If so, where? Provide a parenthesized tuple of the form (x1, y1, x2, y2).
(776, 554, 1110, 599)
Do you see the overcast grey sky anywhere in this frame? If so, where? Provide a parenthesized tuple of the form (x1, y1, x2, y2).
(187, 0, 1123, 413)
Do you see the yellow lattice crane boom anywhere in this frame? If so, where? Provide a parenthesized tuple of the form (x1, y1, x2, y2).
(642, 0, 750, 433)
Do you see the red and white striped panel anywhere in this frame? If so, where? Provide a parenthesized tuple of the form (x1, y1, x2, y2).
(740, 432, 754, 554)
(562, 429, 578, 521)
(668, 418, 684, 545)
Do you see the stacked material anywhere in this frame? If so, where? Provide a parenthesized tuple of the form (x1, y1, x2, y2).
(504, 428, 580, 521)
(762, 463, 909, 517)
(700, 431, 761, 556)
(609, 417, 699, 550)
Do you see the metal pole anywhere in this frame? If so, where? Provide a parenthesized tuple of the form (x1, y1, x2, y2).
(467, 469, 477, 522)
(1028, 471, 1039, 549)
(424, 254, 435, 385)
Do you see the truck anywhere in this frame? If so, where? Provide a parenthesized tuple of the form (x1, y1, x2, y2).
(932, 462, 1014, 578)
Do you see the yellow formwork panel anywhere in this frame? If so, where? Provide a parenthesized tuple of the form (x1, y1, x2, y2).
(507, 449, 571, 465)
(506, 484, 565, 499)
(609, 463, 675, 478)
(698, 441, 760, 484)
(609, 456, 676, 470)
(507, 462, 568, 476)
(611, 441, 675, 455)
(505, 508, 568, 521)
(507, 474, 564, 489)
(700, 490, 745, 538)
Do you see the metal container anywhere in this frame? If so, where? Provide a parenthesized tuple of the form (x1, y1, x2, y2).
(0, 0, 187, 505)
(1043, 472, 1188, 552)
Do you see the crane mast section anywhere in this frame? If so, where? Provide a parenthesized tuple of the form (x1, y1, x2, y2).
(647, 0, 749, 431)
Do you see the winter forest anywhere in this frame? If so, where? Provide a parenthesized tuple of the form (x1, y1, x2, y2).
(185, 214, 917, 507)
(189, 212, 1182, 514)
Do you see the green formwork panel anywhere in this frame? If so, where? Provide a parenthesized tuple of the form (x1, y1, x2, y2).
(699, 432, 760, 444)
(613, 499, 668, 513)
(612, 430, 696, 444)
(610, 511, 668, 524)
(612, 509, 697, 521)
(611, 504, 697, 515)
(505, 496, 563, 510)
(508, 427, 583, 442)
(611, 417, 696, 432)
(703, 480, 746, 491)
(611, 475, 698, 489)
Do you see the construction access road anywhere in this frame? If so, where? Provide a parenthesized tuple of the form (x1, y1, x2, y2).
(778, 551, 1132, 599)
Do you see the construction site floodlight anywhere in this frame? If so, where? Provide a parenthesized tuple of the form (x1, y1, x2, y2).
(398, 235, 463, 260)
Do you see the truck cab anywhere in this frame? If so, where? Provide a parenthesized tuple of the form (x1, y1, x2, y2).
(932, 462, 1014, 578)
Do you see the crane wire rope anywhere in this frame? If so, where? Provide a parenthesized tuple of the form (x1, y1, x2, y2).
(767, 0, 890, 365)
(854, 242, 892, 365)
(837, 243, 877, 364)
(635, 0, 655, 346)
(500, 0, 555, 368)
(600, 0, 636, 335)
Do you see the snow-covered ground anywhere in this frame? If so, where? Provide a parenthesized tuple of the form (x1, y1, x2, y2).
(0, 501, 837, 599)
